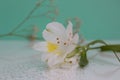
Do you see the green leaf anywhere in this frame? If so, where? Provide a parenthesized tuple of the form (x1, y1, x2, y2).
(79, 50, 89, 68)
(100, 44, 120, 52)
(86, 40, 120, 64)
(99, 44, 120, 62)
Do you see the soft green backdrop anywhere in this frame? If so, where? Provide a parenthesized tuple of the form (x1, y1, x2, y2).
(0, 0, 120, 40)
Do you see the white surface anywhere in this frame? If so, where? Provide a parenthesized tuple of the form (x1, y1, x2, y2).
(0, 40, 120, 80)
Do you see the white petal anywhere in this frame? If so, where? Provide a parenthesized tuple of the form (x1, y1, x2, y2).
(43, 22, 67, 43)
(43, 30, 57, 43)
(65, 33, 79, 54)
(66, 21, 78, 53)
(66, 44, 76, 54)
(66, 21, 73, 38)
(47, 55, 58, 67)
(47, 55, 64, 67)
(46, 22, 66, 36)
(41, 52, 51, 62)
(33, 42, 47, 52)
(72, 33, 79, 44)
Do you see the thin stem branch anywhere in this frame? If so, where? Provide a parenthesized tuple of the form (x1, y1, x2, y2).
(10, 5, 40, 33)
(0, 33, 41, 40)
(30, 11, 51, 18)
(0, 33, 27, 39)
(0, 0, 52, 40)
(10, 0, 47, 33)
(0, 34, 9, 37)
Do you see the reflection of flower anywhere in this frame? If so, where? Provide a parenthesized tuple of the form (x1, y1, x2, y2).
(34, 21, 79, 68)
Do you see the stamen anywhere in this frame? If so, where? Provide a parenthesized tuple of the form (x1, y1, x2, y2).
(64, 42, 67, 45)
(56, 37, 59, 40)
(57, 41, 60, 44)
(69, 61, 72, 63)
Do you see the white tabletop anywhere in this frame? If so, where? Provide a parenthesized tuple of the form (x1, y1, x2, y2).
(0, 40, 120, 80)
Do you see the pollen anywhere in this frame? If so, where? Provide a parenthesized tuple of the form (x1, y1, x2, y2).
(47, 42, 58, 52)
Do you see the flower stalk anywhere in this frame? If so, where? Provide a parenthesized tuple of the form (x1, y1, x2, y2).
(66, 40, 120, 68)
(77, 40, 120, 68)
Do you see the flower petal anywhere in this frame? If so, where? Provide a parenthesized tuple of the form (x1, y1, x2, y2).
(66, 44, 76, 54)
(43, 30, 57, 43)
(33, 42, 47, 52)
(47, 55, 58, 67)
(41, 52, 52, 62)
(65, 33, 79, 54)
(43, 22, 67, 43)
(47, 54, 64, 67)
(66, 21, 73, 38)
(46, 22, 66, 36)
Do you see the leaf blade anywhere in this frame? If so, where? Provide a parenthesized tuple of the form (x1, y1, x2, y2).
(100, 44, 120, 52)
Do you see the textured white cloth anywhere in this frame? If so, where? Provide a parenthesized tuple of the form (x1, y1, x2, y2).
(0, 41, 120, 80)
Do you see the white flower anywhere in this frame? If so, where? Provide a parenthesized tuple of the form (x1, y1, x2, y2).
(33, 21, 79, 68)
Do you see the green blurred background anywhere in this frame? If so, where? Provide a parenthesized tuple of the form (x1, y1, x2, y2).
(0, 0, 120, 40)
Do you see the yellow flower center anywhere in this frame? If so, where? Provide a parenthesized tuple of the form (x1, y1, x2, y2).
(47, 42, 62, 55)
(47, 42, 58, 53)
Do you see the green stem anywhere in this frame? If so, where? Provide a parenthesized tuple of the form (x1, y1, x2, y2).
(87, 40, 107, 47)
(88, 44, 120, 63)
(87, 40, 120, 63)
(88, 47, 100, 50)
